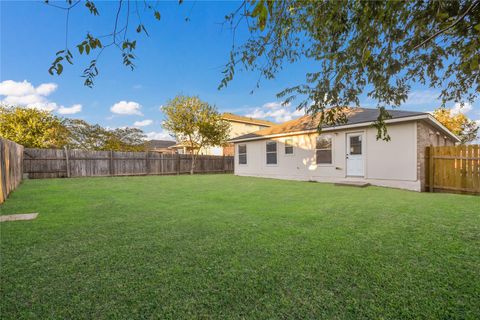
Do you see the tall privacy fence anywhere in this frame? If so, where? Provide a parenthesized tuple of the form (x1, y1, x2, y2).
(23, 148, 234, 179)
(0, 138, 24, 203)
(426, 145, 480, 195)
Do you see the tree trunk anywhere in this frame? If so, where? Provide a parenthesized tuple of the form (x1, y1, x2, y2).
(190, 152, 196, 175)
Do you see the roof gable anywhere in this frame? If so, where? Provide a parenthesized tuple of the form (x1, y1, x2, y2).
(222, 113, 276, 127)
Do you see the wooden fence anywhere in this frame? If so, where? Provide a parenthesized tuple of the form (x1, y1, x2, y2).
(23, 148, 234, 179)
(0, 138, 24, 203)
(426, 145, 480, 195)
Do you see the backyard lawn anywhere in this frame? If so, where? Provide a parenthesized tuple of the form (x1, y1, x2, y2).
(1, 175, 479, 319)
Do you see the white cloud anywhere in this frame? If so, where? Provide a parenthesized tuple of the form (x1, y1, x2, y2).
(262, 101, 290, 109)
(133, 119, 153, 127)
(0, 80, 81, 115)
(58, 104, 82, 115)
(246, 101, 304, 123)
(27, 102, 59, 112)
(3, 94, 46, 106)
(0, 80, 36, 96)
(0, 80, 58, 109)
(110, 100, 143, 115)
(35, 83, 58, 96)
(404, 90, 440, 106)
(451, 102, 472, 115)
(144, 130, 172, 140)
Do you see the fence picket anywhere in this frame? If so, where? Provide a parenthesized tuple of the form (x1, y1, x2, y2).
(426, 144, 480, 195)
(0, 138, 24, 203)
(23, 148, 234, 179)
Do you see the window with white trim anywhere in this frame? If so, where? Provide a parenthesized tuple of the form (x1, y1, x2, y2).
(316, 135, 332, 164)
(238, 144, 247, 164)
(285, 138, 293, 155)
(266, 141, 277, 165)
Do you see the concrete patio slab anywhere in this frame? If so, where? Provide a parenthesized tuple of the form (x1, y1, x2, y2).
(334, 181, 370, 188)
(0, 213, 38, 222)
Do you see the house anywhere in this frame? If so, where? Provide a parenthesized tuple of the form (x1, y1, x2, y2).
(220, 113, 276, 156)
(146, 140, 176, 154)
(229, 108, 459, 192)
(197, 113, 276, 156)
(168, 141, 199, 155)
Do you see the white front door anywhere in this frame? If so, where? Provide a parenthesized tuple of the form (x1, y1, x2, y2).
(346, 133, 364, 177)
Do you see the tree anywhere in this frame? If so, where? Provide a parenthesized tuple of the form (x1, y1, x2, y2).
(43, 1, 479, 139)
(433, 107, 479, 144)
(65, 119, 146, 151)
(221, 0, 480, 140)
(104, 127, 146, 152)
(0, 106, 146, 150)
(0, 106, 69, 148)
(64, 119, 109, 150)
(162, 96, 230, 174)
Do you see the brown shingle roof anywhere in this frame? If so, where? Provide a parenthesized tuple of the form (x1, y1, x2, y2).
(230, 108, 428, 142)
(147, 140, 176, 149)
(222, 113, 276, 127)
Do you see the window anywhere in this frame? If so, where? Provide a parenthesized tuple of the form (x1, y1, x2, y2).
(285, 138, 293, 155)
(316, 135, 332, 164)
(238, 144, 247, 164)
(266, 141, 277, 165)
(349, 135, 362, 155)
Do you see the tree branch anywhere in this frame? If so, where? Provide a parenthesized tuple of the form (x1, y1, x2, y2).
(412, 0, 479, 50)
(113, 0, 124, 44)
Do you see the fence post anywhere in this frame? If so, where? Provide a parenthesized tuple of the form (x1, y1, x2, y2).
(428, 146, 434, 192)
(109, 150, 114, 176)
(64, 146, 70, 178)
(146, 151, 150, 175)
(223, 155, 226, 173)
(176, 153, 180, 175)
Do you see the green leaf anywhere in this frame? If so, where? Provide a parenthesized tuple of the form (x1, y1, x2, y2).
(57, 63, 63, 75)
(362, 49, 371, 65)
(85, 45, 90, 55)
(471, 57, 479, 71)
(154, 11, 161, 20)
(78, 44, 84, 54)
(136, 25, 142, 33)
(258, 5, 268, 31)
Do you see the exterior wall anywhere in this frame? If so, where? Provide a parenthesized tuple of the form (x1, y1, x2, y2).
(229, 121, 267, 139)
(234, 121, 422, 191)
(212, 121, 270, 156)
(416, 120, 457, 191)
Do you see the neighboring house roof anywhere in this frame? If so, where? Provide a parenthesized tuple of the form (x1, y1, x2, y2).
(169, 141, 200, 149)
(147, 140, 176, 149)
(222, 112, 276, 127)
(230, 107, 460, 142)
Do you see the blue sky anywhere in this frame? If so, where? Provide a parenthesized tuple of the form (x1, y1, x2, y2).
(1, 1, 478, 140)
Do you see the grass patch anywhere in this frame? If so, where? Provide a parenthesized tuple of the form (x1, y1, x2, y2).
(1, 175, 479, 319)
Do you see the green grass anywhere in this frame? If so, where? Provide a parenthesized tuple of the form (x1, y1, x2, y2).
(1, 175, 479, 319)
